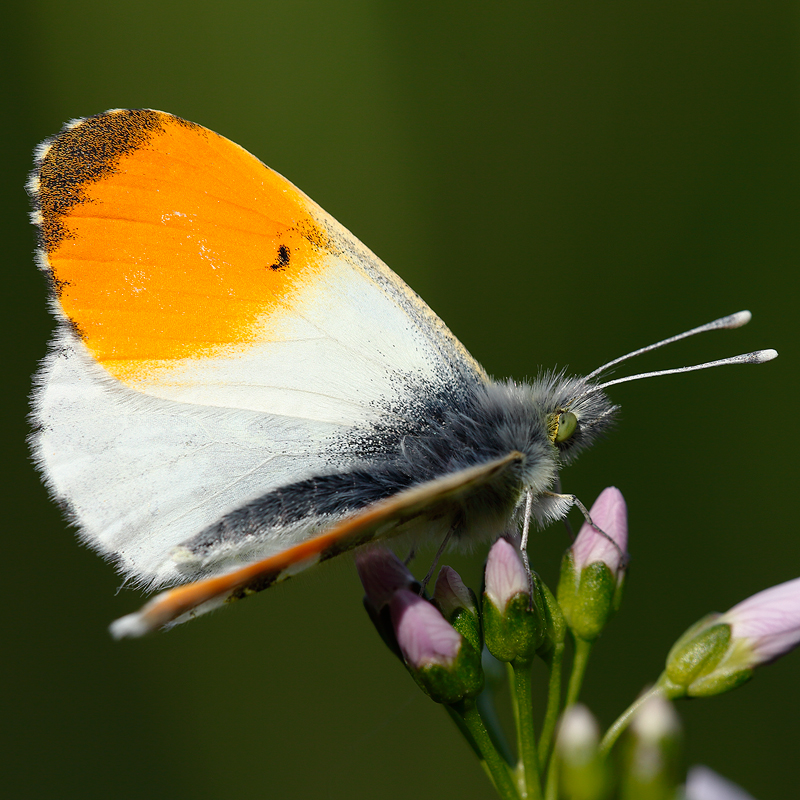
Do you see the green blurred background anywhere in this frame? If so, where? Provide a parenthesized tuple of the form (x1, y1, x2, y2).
(3, 2, 798, 798)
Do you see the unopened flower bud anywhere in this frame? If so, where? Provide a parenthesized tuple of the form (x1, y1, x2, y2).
(556, 705, 608, 800)
(356, 548, 419, 659)
(482, 537, 546, 662)
(558, 487, 628, 642)
(662, 577, 800, 698)
(356, 547, 419, 612)
(433, 566, 481, 652)
(391, 589, 483, 704)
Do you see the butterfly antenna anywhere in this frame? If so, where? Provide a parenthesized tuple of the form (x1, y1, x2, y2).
(584, 348, 777, 396)
(584, 310, 753, 381)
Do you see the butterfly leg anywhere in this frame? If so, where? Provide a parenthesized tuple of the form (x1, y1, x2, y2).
(519, 489, 536, 608)
(542, 491, 628, 568)
(419, 526, 455, 594)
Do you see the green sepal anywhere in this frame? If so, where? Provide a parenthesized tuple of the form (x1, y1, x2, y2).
(535, 575, 566, 658)
(665, 613, 720, 660)
(437, 586, 482, 654)
(665, 621, 731, 690)
(685, 666, 754, 697)
(483, 585, 546, 663)
(558, 551, 618, 642)
(410, 639, 484, 705)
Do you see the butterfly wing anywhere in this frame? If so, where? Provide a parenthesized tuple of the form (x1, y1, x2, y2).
(110, 452, 524, 637)
(29, 109, 490, 590)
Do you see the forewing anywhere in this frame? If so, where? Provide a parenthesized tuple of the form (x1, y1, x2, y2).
(29, 109, 487, 587)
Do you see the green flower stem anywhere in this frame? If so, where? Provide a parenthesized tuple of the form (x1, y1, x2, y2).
(598, 682, 667, 756)
(454, 699, 521, 800)
(445, 705, 509, 792)
(476, 681, 516, 766)
(509, 659, 543, 800)
(565, 637, 593, 707)
(537, 642, 564, 768)
(543, 746, 559, 800)
(445, 704, 484, 760)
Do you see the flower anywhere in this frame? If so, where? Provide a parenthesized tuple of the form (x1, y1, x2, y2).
(433, 566, 481, 652)
(355, 547, 419, 660)
(482, 537, 546, 662)
(662, 577, 800, 698)
(630, 693, 681, 743)
(557, 487, 628, 642)
(390, 589, 483, 703)
(571, 486, 628, 580)
(484, 537, 530, 611)
(391, 589, 463, 669)
(622, 695, 682, 794)
(433, 565, 476, 619)
(557, 704, 600, 763)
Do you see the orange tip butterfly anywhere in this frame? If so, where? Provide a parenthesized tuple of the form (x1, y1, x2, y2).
(27, 109, 776, 638)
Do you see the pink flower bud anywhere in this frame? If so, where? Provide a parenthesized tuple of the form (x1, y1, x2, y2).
(390, 589, 463, 669)
(355, 547, 417, 612)
(572, 486, 628, 580)
(719, 576, 800, 665)
(433, 566, 476, 619)
(484, 537, 529, 611)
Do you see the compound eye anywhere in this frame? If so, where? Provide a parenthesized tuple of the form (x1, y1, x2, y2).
(554, 411, 578, 443)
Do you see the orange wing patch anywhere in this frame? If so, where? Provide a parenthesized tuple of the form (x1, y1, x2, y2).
(34, 109, 328, 384)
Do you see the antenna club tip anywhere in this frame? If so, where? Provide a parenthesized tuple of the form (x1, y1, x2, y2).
(756, 348, 778, 363)
(726, 310, 752, 328)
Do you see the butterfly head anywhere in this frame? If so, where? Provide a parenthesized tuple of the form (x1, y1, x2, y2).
(529, 372, 618, 466)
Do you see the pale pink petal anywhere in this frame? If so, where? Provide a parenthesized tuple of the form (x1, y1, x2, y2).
(720, 577, 800, 664)
(433, 566, 475, 618)
(685, 765, 756, 800)
(484, 537, 528, 609)
(572, 486, 628, 576)
(390, 589, 462, 669)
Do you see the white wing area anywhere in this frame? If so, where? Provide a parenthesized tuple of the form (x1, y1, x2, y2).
(33, 338, 347, 588)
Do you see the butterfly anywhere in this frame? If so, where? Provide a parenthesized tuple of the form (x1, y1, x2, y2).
(27, 109, 776, 637)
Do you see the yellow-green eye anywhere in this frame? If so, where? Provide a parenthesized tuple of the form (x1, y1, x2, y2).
(554, 411, 578, 443)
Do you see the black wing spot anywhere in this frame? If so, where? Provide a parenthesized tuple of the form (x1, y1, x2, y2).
(269, 244, 290, 271)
